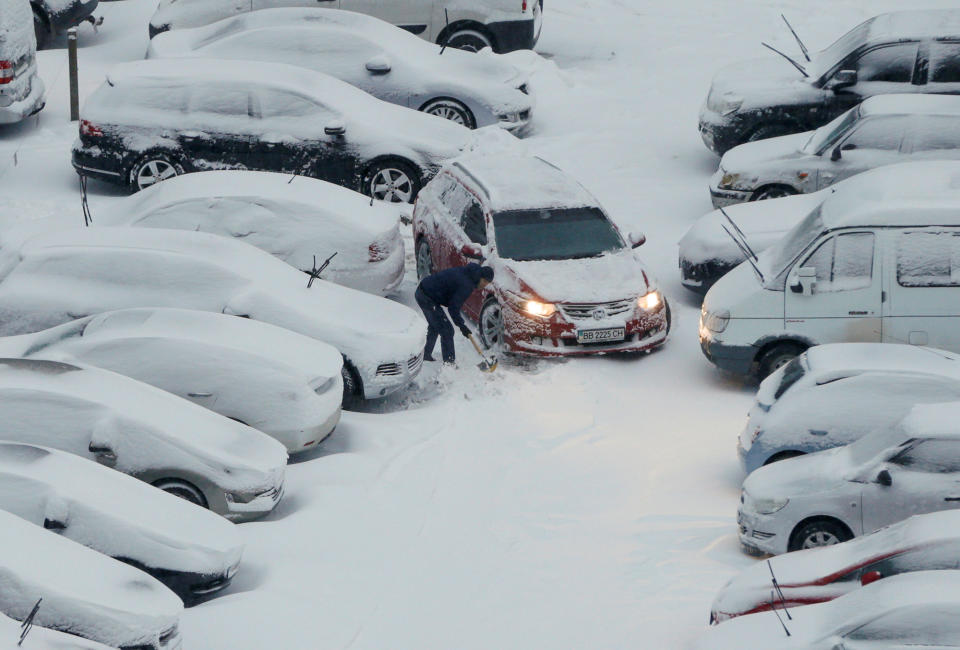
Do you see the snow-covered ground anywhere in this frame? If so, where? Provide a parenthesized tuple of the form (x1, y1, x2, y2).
(3, 1, 958, 647)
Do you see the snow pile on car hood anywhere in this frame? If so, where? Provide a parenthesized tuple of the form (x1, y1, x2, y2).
(499, 250, 654, 304)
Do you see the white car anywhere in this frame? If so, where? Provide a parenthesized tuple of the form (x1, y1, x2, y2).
(0, 308, 343, 452)
(0, 612, 113, 650)
(740, 343, 960, 474)
(0, 358, 288, 521)
(95, 171, 406, 296)
(0, 0, 46, 124)
(738, 401, 960, 556)
(0, 442, 244, 604)
(0, 509, 183, 650)
(147, 9, 534, 131)
(0, 227, 426, 401)
(711, 510, 960, 624)
(695, 570, 960, 650)
(149, 0, 543, 54)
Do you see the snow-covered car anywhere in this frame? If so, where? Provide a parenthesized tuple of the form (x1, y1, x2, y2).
(0, 227, 426, 403)
(695, 570, 960, 650)
(149, 0, 543, 54)
(0, 0, 46, 124)
(711, 510, 960, 624)
(0, 308, 343, 452)
(738, 401, 960, 556)
(413, 154, 669, 356)
(0, 442, 243, 604)
(0, 509, 183, 650)
(95, 170, 405, 296)
(0, 611, 113, 650)
(709, 94, 960, 208)
(739, 343, 960, 474)
(147, 9, 534, 132)
(71, 59, 473, 201)
(699, 9, 960, 155)
(32, 0, 98, 49)
(699, 161, 960, 379)
(0, 358, 288, 521)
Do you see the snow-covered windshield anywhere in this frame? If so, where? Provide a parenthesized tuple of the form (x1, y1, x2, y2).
(761, 204, 826, 288)
(802, 107, 859, 154)
(847, 427, 912, 467)
(810, 18, 872, 79)
(21, 320, 89, 357)
(774, 355, 807, 400)
(492, 207, 625, 261)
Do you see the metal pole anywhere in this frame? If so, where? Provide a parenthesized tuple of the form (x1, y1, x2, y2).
(67, 27, 79, 121)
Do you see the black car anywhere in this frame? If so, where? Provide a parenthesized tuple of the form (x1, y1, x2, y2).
(699, 9, 960, 155)
(72, 59, 471, 200)
(32, 0, 99, 48)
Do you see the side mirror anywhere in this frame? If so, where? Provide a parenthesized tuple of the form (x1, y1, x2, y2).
(628, 231, 646, 249)
(860, 570, 883, 586)
(830, 146, 842, 162)
(789, 266, 816, 296)
(828, 69, 857, 90)
(876, 469, 893, 487)
(43, 495, 69, 532)
(88, 441, 117, 464)
(460, 243, 483, 260)
(365, 56, 392, 74)
(324, 121, 346, 137)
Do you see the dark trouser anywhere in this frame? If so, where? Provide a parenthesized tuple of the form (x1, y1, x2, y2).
(415, 288, 455, 363)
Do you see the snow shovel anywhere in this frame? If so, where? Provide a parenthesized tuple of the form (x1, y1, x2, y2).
(467, 333, 498, 373)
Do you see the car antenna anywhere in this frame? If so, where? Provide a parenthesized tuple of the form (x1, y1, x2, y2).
(18, 598, 41, 647)
(781, 14, 811, 63)
(719, 207, 759, 262)
(721, 224, 765, 283)
(761, 42, 809, 78)
(307, 252, 338, 289)
(767, 559, 793, 620)
(439, 9, 450, 55)
(769, 590, 792, 637)
(80, 176, 93, 226)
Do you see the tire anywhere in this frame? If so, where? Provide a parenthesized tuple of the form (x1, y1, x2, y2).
(32, 7, 49, 49)
(747, 123, 796, 143)
(362, 159, 421, 204)
(341, 361, 360, 409)
(420, 98, 476, 129)
(664, 299, 672, 336)
(757, 342, 805, 380)
(152, 479, 208, 509)
(764, 450, 806, 465)
(129, 154, 184, 192)
(752, 184, 798, 202)
(415, 238, 433, 281)
(444, 28, 493, 53)
(479, 299, 504, 350)
(789, 519, 852, 552)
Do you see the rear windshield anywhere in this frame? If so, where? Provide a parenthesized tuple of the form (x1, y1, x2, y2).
(492, 207, 625, 261)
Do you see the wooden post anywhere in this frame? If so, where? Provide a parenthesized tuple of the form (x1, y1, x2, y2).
(67, 27, 79, 121)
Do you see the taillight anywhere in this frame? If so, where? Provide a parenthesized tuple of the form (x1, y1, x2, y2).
(369, 241, 389, 263)
(80, 119, 103, 137)
(0, 61, 13, 85)
(522, 0, 528, 10)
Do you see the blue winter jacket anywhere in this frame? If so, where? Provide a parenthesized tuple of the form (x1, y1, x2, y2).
(418, 264, 483, 329)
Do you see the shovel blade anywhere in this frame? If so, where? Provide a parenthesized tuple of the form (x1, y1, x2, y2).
(477, 358, 498, 373)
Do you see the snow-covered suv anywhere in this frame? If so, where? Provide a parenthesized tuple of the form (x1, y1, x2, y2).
(0, 0, 45, 124)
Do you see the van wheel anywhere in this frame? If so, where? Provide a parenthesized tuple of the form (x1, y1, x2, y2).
(444, 28, 494, 52)
(752, 184, 798, 202)
(479, 300, 504, 349)
(152, 479, 208, 509)
(789, 519, 852, 551)
(416, 238, 433, 281)
(420, 99, 476, 129)
(33, 7, 49, 49)
(757, 342, 805, 380)
(130, 155, 183, 191)
(363, 159, 421, 204)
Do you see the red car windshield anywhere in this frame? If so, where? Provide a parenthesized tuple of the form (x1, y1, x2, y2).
(492, 207, 625, 261)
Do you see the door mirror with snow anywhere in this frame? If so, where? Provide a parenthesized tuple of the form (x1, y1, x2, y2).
(629, 232, 646, 249)
(365, 56, 392, 74)
(460, 243, 483, 260)
(876, 469, 893, 487)
(789, 267, 816, 296)
(828, 69, 857, 91)
(324, 121, 347, 137)
(860, 570, 883, 586)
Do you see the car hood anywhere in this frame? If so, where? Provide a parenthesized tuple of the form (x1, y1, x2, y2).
(710, 56, 821, 109)
(497, 250, 653, 304)
(720, 132, 812, 173)
(743, 446, 850, 498)
(702, 262, 781, 319)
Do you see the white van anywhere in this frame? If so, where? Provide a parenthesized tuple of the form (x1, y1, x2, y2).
(0, 0, 45, 124)
(150, 0, 543, 53)
(700, 161, 960, 378)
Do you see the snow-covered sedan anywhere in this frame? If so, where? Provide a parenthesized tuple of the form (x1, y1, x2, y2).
(72, 59, 473, 201)
(709, 94, 960, 208)
(95, 171, 405, 295)
(412, 154, 669, 356)
(695, 570, 960, 650)
(738, 401, 960, 556)
(0, 442, 243, 604)
(0, 227, 426, 403)
(0, 309, 343, 452)
(740, 343, 960, 474)
(0, 358, 288, 521)
(0, 509, 183, 650)
(147, 9, 533, 131)
(711, 510, 960, 624)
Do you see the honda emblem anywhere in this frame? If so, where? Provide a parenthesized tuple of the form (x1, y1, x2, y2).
(591, 308, 606, 320)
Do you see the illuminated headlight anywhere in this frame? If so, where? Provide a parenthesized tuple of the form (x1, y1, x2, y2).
(638, 290, 661, 311)
(707, 91, 743, 116)
(525, 300, 556, 318)
(753, 497, 789, 515)
(719, 172, 741, 188)
(704, 310, 730, 333)
(310, 376, 336, 395)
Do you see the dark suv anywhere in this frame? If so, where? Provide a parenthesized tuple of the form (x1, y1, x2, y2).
(699, 10, 960, 155)
(72, 59, 471, 199)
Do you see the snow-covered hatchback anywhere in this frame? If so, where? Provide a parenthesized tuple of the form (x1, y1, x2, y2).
(412, 154, 669, 356)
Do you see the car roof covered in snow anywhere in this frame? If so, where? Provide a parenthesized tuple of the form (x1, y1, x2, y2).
(860, 93, 960, 118)
(804, 343, 960, 380)
(819, 161, 960, 229)
(865, 10, 960, 43)
(450, 154, 600, 211)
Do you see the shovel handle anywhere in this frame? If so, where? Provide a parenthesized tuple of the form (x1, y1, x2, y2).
(468, 333, 486, 356)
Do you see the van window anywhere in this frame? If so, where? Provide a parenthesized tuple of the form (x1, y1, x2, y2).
(802, 232, 874, 292)
(890, 439, 960, 473)
(854, 43, 918, 83)
(897, 231, 960, 287)
(928, 42, 960, 84)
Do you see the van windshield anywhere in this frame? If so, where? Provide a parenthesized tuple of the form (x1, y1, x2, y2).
(492, 207, 625, 261)
(760, 205, 826, 289)
(802, 107, 859, 154)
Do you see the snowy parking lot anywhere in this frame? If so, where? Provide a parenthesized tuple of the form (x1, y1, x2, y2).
(4, 0, 959, 647)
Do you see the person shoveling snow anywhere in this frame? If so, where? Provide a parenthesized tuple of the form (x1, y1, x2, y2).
(415, 263, 494, 368)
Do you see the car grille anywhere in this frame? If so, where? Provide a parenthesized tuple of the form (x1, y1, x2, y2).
(190, 574, 230, 595)
(408, 353, 423, 375)
(561, 299, 634, 320)
(751, 530, 775, 540)
(378, 354, 423, 377)
(519, 109, 531, 120)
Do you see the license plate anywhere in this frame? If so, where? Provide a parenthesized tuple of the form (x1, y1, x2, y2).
(577, 327, 625, 344)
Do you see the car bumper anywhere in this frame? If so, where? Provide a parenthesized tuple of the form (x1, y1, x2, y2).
(72, 142, 127, 185)
(363, 352, 424, 399)
(487, 17, 537, 52)
(130, 558, 240, 606)
(709, 185, 752, 209)
(698, 106, 746, 156)
(283, 408, 341, 455)
(700, 335, 756, 376)
(679, 257, 737, 295)
(737, 506, 782, 556)
(0, 76, 45, 125)
(224, 482, 284, 522)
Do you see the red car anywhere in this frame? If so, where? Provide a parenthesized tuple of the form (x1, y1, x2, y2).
(412, 154, 670, 356)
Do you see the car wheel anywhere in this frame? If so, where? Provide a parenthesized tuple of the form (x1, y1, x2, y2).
(32, 6, 49, 49)
(790, 519, 852, 551)
(416, 238, 433, 281)
(445, 28, 493, 52)
(479, 299, 504, 350)
(420, 98, 476, 129)
(363, 159, 421, 204)
(747, 123, 796, 143)
(752, 184, 798, 202)
(130, 155, 183, 192)
(664, 299, 672, 336)
(764, 450, 806, 465)
(152, 479, 208, 509)
(757, 342, 805, 380)
(341, 361, 360, 409)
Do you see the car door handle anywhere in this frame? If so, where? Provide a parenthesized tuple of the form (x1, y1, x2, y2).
(188, 392, 213, 398)
(946, 497, 960, 501)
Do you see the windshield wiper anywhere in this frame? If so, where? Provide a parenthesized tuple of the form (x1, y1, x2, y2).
(761, 41, 809, 78)
(719, 207, 766, 283)
(781, 14, 811, 63)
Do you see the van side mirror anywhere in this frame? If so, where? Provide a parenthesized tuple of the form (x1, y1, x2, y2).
(830, 146, 842, 162)
(828, 69, 857, 91)
(860, 570, 883, 586)
(460, 243, 483, 260)
(365, 56, 392, 74)
(628, 231, 646, 249)
(324, 121, 346, 137)
(876, 469, 892, 487)
(789, 267, 816, 296)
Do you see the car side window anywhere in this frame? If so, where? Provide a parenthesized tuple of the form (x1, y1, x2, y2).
(132, 85, 188, 113)
(443, 183, 476, 231)
(854, 43, 919, 83)
(846, 606, 960, 643)
(802, 232, 874, 292)
(460, 200, 488, 245)
(906, 117, 960, 152)
(839, 118, 904, 152)
(928, 42, 960, 84)
(258, 92, 327, 119)
(188, 86, 255, 119)
(897, 231, 960, 287)
(889, 439, 960, 473)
